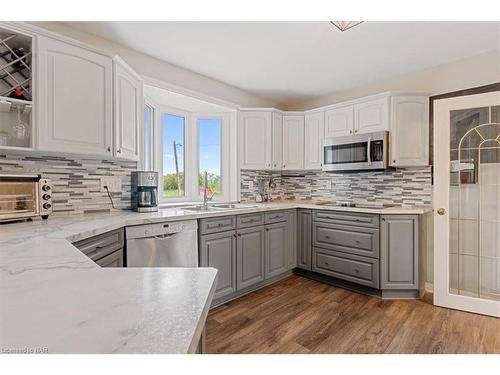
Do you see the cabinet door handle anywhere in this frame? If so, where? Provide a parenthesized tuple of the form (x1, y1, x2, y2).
(106, 146, 111, 152)
(349, 130, 353, 134)
(117, 149, 121, 154)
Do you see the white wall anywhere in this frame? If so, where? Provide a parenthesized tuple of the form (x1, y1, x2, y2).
(289, 49, 500, 110)
(29, 22, 281, 109)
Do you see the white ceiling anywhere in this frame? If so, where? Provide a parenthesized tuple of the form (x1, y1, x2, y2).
(67, 22, 500, 106)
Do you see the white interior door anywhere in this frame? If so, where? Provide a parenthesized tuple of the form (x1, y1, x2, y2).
(434, 90, 500, 317)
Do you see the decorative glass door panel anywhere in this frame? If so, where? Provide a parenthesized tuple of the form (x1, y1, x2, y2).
(434, 91, 500, 317)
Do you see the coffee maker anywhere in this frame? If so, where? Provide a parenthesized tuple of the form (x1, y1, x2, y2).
(131, 171, 158, 212)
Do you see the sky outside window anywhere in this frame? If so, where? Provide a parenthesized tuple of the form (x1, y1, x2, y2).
(162, 113, 185, 197)
(198, 118, 222, 196)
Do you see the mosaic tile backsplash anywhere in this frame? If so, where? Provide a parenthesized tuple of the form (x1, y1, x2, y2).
(0, 153, 137, 215)
(240, 167, 432, 206)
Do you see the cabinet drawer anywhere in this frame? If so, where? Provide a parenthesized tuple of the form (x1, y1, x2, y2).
(313, 210, 379, 228)
(312, 247, 379, 288)
(73, 229, 124, 261)
(95, 249, 124, 268)
(312, 222, 379, 258)
(264, 210, 287, 224)
(200, 216, 236, 234)
(237, 213, 265, 228)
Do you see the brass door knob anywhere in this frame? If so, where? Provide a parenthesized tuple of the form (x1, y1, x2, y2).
(437, 208, 446, 215)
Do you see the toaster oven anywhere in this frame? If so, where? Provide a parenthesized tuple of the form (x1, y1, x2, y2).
(0, 174, 53, 222)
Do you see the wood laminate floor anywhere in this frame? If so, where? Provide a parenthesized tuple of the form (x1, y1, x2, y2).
(205, 275, 500, 354)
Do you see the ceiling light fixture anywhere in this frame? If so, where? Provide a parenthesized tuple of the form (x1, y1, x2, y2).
(330, 21, 363, 32)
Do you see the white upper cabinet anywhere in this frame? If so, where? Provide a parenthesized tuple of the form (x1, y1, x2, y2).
(354, 97, 389, 134)
(239, 111, 272, 169)
(36, 36, 113, 156)
(113, 56, 143, 161)
(325, 105, 353, 138)
(271, 112, 283, 170)
(282, 115, 305, 170)
(390, 96, 429, 167)
(304, 111, 325, 170)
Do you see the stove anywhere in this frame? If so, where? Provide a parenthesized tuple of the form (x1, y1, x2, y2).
(323, 202, 398, 209)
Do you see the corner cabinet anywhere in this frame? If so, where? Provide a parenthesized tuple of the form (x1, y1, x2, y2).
(239, 111, 272, 169)
(296, 209, 312, 270)
(390, 96, 429, 167)
(282, 115, 305, 170)
(36, 36, 114, 156)
(113, 56, 143, 161)
(304, 112, 324, 170)
(271, 112, 283, 170)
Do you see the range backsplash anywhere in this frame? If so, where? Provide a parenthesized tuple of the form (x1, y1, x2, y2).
(0, 153, 137, 215)
(240, 167, 432, 206)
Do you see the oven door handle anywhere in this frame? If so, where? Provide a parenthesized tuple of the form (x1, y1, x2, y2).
(367, 137, 372, 166)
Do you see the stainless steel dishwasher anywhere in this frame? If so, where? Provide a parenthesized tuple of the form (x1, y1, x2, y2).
(125, 220, 198, 267)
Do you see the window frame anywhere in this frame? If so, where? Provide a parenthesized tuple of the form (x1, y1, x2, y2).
(155, 106, 194, 202)
(194, 113, 230, 202)
(142, 101, 156, 171)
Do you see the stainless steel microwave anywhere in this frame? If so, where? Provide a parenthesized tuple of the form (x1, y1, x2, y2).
(0, 174, 53, 222)
(323, 131, 389, 171)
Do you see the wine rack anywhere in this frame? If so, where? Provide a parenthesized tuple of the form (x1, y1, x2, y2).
(0, 27, 33, 149)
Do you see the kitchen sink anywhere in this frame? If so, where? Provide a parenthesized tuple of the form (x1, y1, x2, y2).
(211, 203, 258, 209)
(182, 203, 258, 212)
(182, 206, 220, 212)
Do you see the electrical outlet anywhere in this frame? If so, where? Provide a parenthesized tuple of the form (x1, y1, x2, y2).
(248, 180, 254, 190)
(101, 177, 122, 193)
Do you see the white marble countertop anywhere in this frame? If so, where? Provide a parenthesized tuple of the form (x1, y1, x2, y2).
(0, 200, 430, 353)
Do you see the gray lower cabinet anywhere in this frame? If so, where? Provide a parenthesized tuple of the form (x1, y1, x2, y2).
(73, 228, 124, 268)
(199, 230, 237, 300)
(312, 247, 379, 288)
(265, 222, 288, 279)
(297, 209, 312, 270)
(237, 226, 265, 290)
(312, 222, 379, 258)
(380, 215, 419, 290)
(286, 209, 297, 270)
(95, 248, 124, 267)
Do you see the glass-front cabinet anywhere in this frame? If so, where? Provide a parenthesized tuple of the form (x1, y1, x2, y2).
(0, 26, 33, 150)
